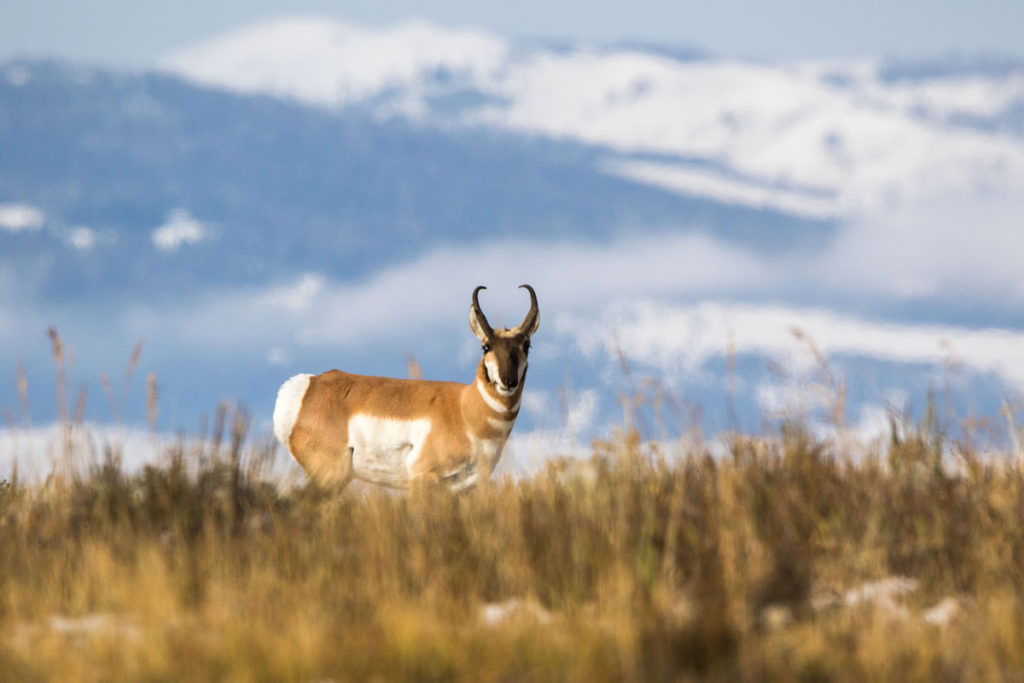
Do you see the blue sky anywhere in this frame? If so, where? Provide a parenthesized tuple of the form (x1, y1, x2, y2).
(2, 0, 1023, 67)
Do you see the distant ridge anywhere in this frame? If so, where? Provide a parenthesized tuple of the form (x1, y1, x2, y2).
(158, 17, 1024, 221)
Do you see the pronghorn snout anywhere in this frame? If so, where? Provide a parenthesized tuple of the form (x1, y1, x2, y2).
(500, 369, 519, 389)
(494, 381, 517, 396)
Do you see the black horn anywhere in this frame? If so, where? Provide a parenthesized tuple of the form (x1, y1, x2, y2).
(515, 284, 539, 335)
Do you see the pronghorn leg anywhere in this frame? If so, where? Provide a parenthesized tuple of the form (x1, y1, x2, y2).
(409, 469, 442, 494)
(298, 443, 353, 491)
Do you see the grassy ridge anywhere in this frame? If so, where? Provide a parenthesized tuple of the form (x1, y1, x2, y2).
(2, 421, 1024, 681)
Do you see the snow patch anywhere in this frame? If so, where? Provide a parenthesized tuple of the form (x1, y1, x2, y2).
(923, 597, 964, 626)
(160, 17, 509, 112)
(0, 422, 304, 484)
(480, 598, 551, 626)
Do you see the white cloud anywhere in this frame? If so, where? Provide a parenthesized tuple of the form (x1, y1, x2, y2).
(151, 209, 208, 251)
(498, 429, 592, 475)
(145, 231, 774, 351)
(264, 347, 291, 366)
(603, 159, 839, 219)
(559, 300, 1024, 390)
(67, 227, 96, 250)
(756, 381, 818, 417)
(0, 203, 45, 232)
(818, 192, 1024, 302)
(4, 64, 31, 87)
(8, 206, 1023, 431)
(262, 273, 324, 312)
(118, 210, 1024, 369)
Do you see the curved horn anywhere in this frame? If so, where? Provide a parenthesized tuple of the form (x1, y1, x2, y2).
(470, 285, 493, 340)
(515, 284, 540, 336)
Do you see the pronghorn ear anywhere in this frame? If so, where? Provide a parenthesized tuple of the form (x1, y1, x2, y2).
(469, 306, 491, 343)
(469, 285, 493, 343)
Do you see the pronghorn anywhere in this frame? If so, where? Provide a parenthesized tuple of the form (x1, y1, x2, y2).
(273, 285, 539, 491)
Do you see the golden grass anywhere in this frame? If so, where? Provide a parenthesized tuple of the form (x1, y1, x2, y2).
(2, 417, 1024, 682)
(3, 328, 1023, 680)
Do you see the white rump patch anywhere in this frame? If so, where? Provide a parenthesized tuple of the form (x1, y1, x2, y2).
(273, 373, 311, 451)
(348, 414, 432, 487)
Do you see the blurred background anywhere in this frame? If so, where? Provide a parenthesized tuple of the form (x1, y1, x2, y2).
(2, 0, 1024, 473)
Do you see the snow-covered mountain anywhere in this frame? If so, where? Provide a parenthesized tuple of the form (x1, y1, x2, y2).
(3, 17, 1024, 468)
(161, 18, 1024, 220)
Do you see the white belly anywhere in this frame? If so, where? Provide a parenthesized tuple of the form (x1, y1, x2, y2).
(348, 415, 431, 488)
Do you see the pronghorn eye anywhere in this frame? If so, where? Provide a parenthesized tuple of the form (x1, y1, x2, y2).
(482, 344, 491, 353)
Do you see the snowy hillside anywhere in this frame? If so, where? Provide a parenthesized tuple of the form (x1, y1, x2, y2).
(161, 17, 1024, 220)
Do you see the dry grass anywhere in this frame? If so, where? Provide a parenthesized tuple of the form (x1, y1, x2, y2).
(3, 330, 1024, 680)
(2, 416, 1024, 682)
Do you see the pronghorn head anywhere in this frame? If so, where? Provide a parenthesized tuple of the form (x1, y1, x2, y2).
(469, 284, 539, 397)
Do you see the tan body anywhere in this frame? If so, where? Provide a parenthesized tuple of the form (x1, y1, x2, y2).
(273, 285, 538, 492)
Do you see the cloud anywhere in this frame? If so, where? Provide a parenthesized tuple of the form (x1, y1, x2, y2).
(261, 273, 325, 312)
(264, 347, 292, 366)
(7, 202, 1024, 426)
(557, 300, 1024, 389)
(4, 64, 31, 87)
(66, 227, 96, 250)
(151, 209, 208, 251)
(817, 192, 1024, 302)
(135, 231, 774, 353)
(603, 159, 839, 219)
(112, 207, 1024, 364)
(0, 203, 45, 232)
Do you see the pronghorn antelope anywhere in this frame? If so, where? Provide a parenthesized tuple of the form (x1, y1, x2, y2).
(273, 285, 539, 491)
